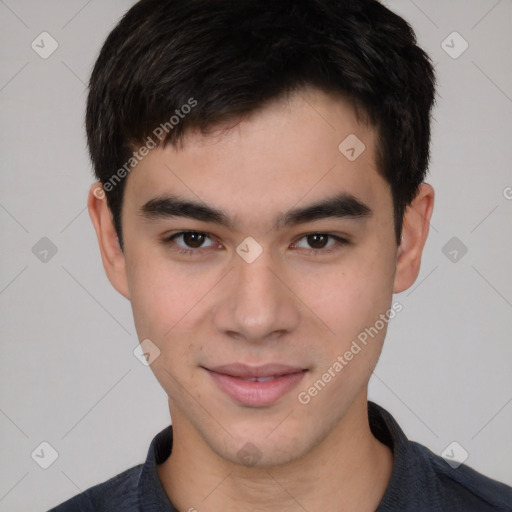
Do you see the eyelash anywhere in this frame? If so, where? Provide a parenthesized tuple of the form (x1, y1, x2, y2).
(162, 231, 350, 257)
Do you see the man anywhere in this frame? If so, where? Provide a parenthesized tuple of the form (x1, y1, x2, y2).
(49, 0, 512, 510)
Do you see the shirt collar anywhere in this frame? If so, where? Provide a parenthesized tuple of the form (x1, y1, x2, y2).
(369, 401, 440, 511)
(136, 401, 420, 511)
(137, 424, 177, 511)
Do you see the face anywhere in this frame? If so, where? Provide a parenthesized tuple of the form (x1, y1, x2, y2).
(95, 88, 409, 467)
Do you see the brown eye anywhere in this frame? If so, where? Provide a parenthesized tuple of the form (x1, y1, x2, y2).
(165, 231, 217, 253)
(182, 232, 206, 248)
(292, 233, 349, 254)
(306, 234, 329, 249)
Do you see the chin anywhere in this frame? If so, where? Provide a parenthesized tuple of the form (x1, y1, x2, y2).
(221, 436, 306, 469)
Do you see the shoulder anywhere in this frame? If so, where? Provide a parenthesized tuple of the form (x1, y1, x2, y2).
(47, 464, 143, 512)
(411, 441, 512, 511)
(369, 402, 512, 512)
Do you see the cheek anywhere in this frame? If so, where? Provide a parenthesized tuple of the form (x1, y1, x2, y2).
(125, 253, 217, 398)
(125, 248, 225, 373)
(300, 246, 396, 345)
(295, 252, 395, 412)
(125, 249, 199, 339)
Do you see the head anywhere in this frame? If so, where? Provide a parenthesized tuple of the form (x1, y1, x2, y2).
(88, 0, 436, 468)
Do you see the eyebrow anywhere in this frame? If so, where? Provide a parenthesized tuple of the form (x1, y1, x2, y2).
(138, 192, 372, 230)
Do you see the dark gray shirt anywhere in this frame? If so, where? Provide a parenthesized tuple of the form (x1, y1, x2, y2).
(48, 402, 512, 511)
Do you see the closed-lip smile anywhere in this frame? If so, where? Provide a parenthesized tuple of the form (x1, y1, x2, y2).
(203, 363, 308, 407)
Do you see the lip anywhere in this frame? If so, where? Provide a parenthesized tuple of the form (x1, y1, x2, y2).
(204, 363, 308, 407)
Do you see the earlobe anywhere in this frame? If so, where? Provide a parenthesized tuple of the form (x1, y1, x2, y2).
(88, 183, 131, 299)
(393, 183, 435, 294)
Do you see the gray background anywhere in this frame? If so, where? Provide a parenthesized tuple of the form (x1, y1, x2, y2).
(0, 1, 511, 510)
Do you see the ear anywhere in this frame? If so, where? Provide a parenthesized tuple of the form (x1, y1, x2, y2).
(393, 183, 435, 293)
(88, 183, 131, 299)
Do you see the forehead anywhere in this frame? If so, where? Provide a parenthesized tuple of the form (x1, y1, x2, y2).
(123, 88, 391, 232)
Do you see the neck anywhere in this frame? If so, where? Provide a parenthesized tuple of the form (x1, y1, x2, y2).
(158, 392, 393, 512)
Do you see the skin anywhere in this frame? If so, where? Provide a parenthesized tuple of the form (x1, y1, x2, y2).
(89, 87, 434, 511)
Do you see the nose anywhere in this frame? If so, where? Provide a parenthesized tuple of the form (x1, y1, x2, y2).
(211, 250, 301, 344)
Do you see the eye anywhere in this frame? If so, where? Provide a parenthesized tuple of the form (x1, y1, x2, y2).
(162, 231, 350, 257)
(291, 233, 349, 254)
(164, 231, 218, 255)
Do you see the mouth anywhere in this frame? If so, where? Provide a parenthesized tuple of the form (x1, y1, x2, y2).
(202, 363, 308, 407)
